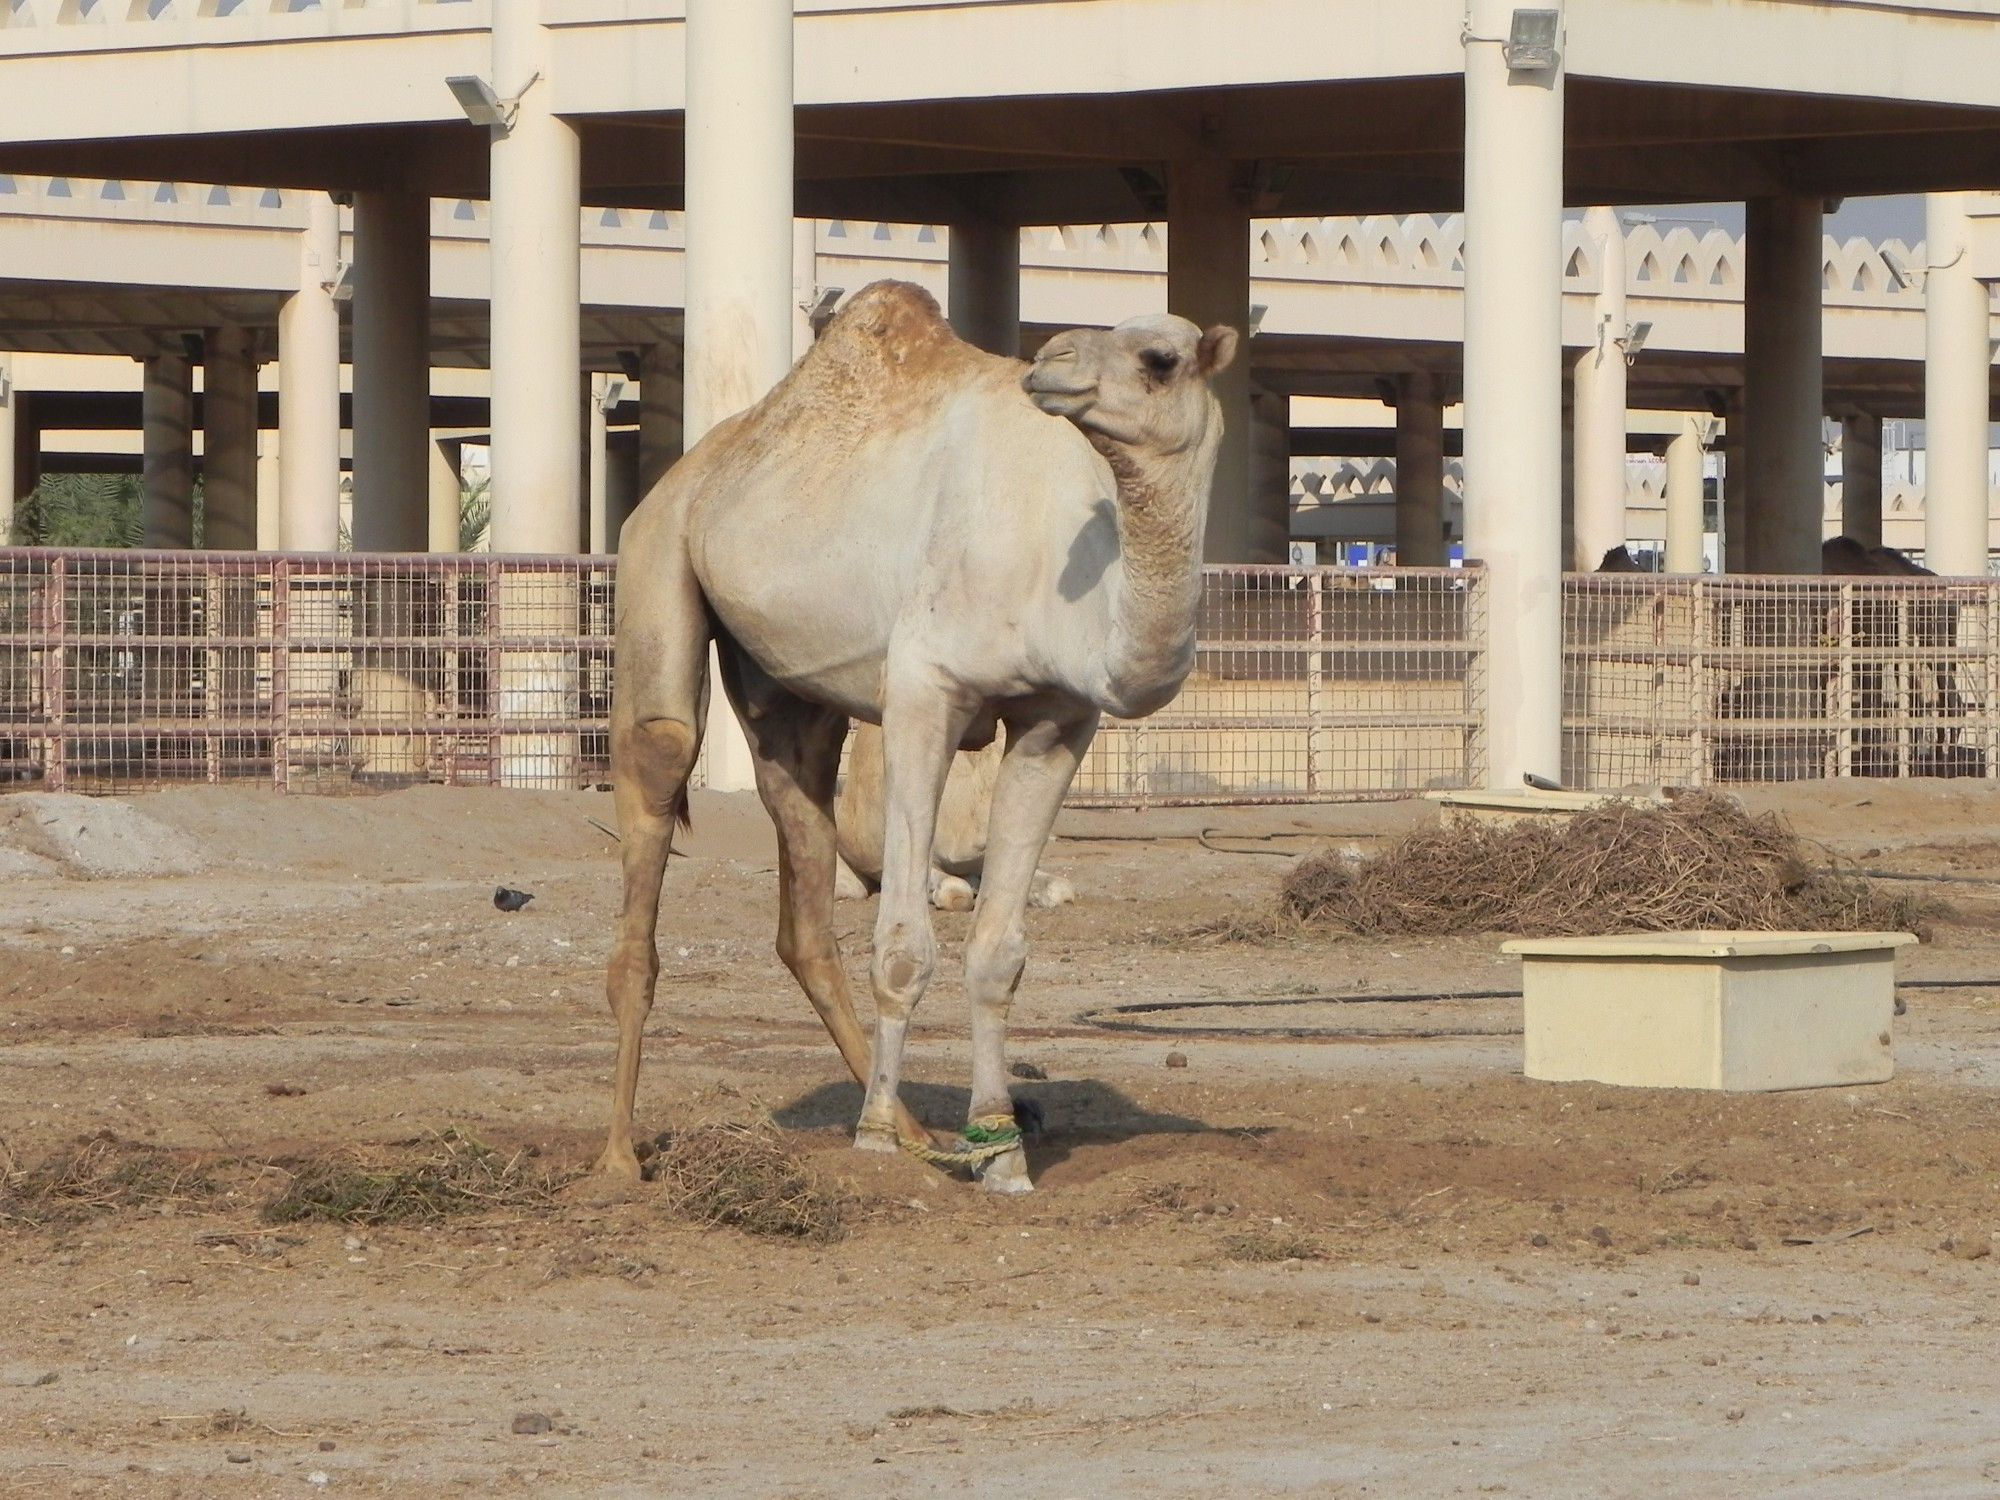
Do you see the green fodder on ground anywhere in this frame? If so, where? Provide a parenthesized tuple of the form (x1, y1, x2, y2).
(262, 1127, 575, 1226)
(0, 1134, 219, 1224)
(645, 1120, 847, 1243)
(1281, 791, 1937, 939)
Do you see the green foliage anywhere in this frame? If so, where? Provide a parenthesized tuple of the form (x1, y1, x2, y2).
(458, 476, 491, 553)
(10, 474, 145, 547)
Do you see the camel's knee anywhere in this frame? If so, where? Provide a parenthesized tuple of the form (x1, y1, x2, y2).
(870, 925, 935, 1018)
(617, 716, 699, 816)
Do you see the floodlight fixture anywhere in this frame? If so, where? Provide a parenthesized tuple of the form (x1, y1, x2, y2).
(447, 71, 540, 132)
(0, 367, 9, 401)
(802, 285, 845, 334)
(599, 376, 628, 415)
(1618, 319, 1653, 365)
(326, 261, 356, 302)
(1248, 303, 1268, 338)
(1880, 247, 1916, 291)
(1502, 9, 1560, 71)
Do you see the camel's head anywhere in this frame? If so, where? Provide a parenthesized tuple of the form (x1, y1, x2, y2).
(1022, 315, 1239, 453)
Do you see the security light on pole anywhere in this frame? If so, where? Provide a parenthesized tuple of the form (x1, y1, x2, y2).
(1502, 9, 1560, 70)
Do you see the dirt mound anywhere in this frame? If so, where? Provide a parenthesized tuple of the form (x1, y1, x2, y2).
(1281, 790, 1933, 938)
(0, 792, 206, 879)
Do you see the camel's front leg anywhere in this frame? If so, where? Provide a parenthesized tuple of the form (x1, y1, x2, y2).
(961, 708, 1098, 1193)
(855, 686, 970, 1150)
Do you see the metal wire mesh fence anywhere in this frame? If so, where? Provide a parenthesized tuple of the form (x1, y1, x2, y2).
(1564, 572, 1998, 789)
(0, 550, 614, 793)
(1072, 566, 1488, 804)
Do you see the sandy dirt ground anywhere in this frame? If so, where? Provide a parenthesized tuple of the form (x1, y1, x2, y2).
(3, 779, 2000, 1498)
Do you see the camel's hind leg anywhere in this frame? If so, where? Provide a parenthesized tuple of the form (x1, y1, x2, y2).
(716, 648, 934, 1147)
(596, 506, 710, 1178)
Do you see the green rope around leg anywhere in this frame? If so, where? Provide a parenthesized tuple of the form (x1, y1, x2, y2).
(898, 1113, 1023, 1169)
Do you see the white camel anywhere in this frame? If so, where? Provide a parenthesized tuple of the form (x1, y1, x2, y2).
(833, 722, 1077, 912)
(598, 280, 1236, 1192)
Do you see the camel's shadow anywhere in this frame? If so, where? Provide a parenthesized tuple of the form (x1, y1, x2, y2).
(770, 1077, 1255, 1174)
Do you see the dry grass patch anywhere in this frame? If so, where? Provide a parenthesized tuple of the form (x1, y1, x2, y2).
(0, 1133, 218, 1224)
(645, 1119, 847, 1243)
(261, 1127, 574, 1226)
(1221, 1228, 1325, 1262)
(1283, 791, 1936, 939)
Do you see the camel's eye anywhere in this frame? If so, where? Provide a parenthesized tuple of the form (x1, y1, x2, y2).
(1139, 348, 1180, 377)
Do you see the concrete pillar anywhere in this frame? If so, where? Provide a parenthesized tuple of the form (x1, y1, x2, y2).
(1168, 158, 1262, 562)
(488, 5, 582, 555)
(1743, 196, 1825, 574)
(1925, 191, 1992, 575)
(589, 373, 612, 555)
(1249, 382, 1291, 561)
(1665, 414, 1707, 573)
(0, 353, 14, 542)
(1572, 205, 1629, 571)
(256, 429, 282, 550)
(9, 392, 35, 526)
(948, 219, 1021, 357)
(683, 0, 793, 792)
(637, 342, 683, 501)
(142, 350, 195, 548)
(350, 186, 431, 551)
(202, 324, 260, 550)
(279, 191, 343, 552)
(1461, 0, 1566, 789)
(428, 437, 462, 552)
(1841, 411, 1883, 549)
(1722, 391, 1747, 572)
(1395, 372, 1447, 566)
(606, 431, 640, 552)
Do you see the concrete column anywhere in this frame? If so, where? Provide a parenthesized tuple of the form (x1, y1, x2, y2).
(350, 186, 431, 551)
(1168, 158, 1262, 562)
(428, 437, 462, 552)
(0, 353, 15, 542)
(637, 342, 683, 500)
(488, 6, 582, 555)
(1840, 411, 1883, 549)
(1925, 191, 1992, 575)
(1572, 205, 1629, 571)
(256, 429, 282, 550)
(202, 324, 260, 550)
(1743, 196, 1825, 574)
(589, 373, 611, 555)
(1394, 372, 1447, 566)
(1665, 414, 1707, 573)
(1461, 0, 1566, 789)
(684, 0, 794, 792)
(606, 431, 640, 551)
(279, 191, 343, 552)
(1722, 391, 1747, 572)
(9, 392, 35, 525)
(792, 217, 820, 359)
(948, 219, 1021, 357)
(142, 350, 195, 548)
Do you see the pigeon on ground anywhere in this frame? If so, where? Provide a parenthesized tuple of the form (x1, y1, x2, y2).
(493, 886, 535, 912)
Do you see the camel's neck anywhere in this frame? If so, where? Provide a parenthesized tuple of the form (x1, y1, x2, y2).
(1089, 427, 1216, 716)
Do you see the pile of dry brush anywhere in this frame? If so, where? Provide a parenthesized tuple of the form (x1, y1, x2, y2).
(1281, 791, 1934, 939)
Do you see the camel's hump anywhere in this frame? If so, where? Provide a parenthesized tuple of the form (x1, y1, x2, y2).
(815, 280, 956, 364)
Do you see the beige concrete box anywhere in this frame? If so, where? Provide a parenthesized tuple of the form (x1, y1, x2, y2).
(1502, 931, 1918, 1092)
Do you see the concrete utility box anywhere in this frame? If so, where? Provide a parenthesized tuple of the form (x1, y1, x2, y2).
(1503, 931, 1917, 1092)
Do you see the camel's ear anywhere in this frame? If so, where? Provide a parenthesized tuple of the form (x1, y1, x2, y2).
(1197, 325, 1240, 376)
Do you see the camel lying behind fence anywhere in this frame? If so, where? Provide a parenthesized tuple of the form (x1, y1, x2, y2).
(833, 721, 1077, 911)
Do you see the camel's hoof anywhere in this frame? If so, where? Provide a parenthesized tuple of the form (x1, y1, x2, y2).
(975, 1147, 1034, 1195)
(853, 1125, 900, 1154)
(594, 1146, 643, 1181)
(1028, 873, 1077, 910)
(930, 875, 977, 912)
